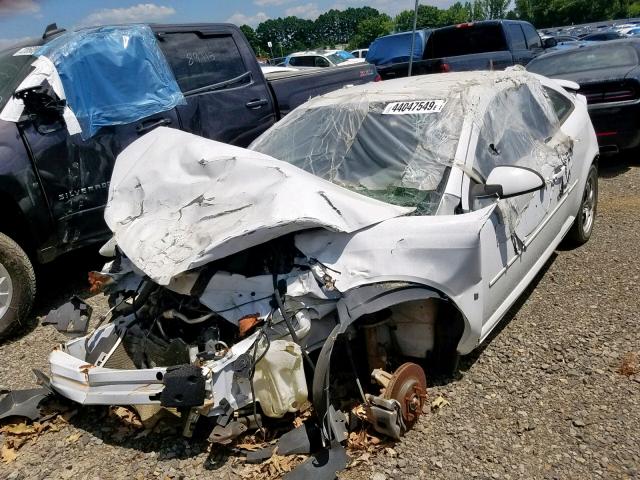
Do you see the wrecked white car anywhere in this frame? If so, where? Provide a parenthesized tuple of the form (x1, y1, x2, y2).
(36, 68, 598, 469)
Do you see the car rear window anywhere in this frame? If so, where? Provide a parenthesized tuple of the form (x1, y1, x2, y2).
(424, 24, 508, 59)
(527, 45, 638, 76)
(0, 49, 33, 110)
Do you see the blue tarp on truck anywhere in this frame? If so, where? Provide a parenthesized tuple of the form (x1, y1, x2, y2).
(36, 25, 185, 139)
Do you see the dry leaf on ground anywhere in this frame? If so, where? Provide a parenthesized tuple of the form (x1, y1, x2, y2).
(431, 395, 450, 411)
(1, 444, 18, 463)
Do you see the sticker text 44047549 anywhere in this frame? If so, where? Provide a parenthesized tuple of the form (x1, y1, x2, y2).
(382, 99, 447, 115)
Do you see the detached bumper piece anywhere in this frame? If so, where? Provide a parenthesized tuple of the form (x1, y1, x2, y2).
(49, 349, 167, 405)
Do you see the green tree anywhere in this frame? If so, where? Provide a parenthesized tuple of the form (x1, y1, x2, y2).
(481, 0, 511, 19)
(470, 0, 487, 20)
(514, 0, 630, 28)
(441, 2, 472, 24)
(395, 5, 444, 31)
(314, 7, 380, 47)
(348, 14, 394, 49)
(255, 17, 315, 57)
(239, 25, 260, 55)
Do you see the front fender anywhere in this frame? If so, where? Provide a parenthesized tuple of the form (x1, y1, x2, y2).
(311, 281, 475, 421)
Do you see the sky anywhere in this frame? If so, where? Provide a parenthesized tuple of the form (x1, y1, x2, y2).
(0, 0, 459, 49)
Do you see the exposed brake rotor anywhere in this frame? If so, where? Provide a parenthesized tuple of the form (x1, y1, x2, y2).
(381, 362, 427, 426)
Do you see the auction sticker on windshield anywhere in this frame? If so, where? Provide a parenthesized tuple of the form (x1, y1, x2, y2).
(382, 99, 446, 115)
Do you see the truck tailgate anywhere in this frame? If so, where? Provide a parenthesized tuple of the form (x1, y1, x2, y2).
(266, 63, 378, 116)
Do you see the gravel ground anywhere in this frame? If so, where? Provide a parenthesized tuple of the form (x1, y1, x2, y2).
(0, 157, 639, 480)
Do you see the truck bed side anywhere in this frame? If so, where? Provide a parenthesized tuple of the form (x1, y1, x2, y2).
(265, 63, 378, 117)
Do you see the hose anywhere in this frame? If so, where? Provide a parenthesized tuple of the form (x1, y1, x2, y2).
(161, 308, 215, 324)
(273, 285, 316, 373)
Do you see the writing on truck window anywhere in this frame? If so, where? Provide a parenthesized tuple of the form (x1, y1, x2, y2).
(186, 50, 216, 66)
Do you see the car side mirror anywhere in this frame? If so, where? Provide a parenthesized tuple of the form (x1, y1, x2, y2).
(483, 165, 545, 199)
(542, 37, 557, 49)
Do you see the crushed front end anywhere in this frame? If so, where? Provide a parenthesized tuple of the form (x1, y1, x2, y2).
(49, 237, 339, 441)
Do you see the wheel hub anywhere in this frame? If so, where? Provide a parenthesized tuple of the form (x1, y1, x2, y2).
(382, 362, 427, 426)
(0, 262, 13, 319)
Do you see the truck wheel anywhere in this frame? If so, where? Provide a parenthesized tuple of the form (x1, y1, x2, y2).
(565, 163, 598, 246)
(0, 233, 36, 339)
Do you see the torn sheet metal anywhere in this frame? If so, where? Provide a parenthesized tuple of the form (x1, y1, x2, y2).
(105, 127, 414, 285)
(295, 204, 495, 295)
(0, 55, 81, 134)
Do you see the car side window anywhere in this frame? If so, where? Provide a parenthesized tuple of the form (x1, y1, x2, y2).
(315, 56, 330, 67)
(544, 87, 574, 124)
(290, 56, 314, 67)
(157, 33, 248, 94)
(507, 24, 527, 50)
(474, 85, 556, 180)
(522, 24, 542, 49)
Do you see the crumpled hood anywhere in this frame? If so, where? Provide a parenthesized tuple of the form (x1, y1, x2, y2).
(105, 127, 413, 284)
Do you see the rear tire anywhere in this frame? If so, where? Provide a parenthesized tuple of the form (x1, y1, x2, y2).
(565, 163, 598, 246)
(0, 233, 36, 339)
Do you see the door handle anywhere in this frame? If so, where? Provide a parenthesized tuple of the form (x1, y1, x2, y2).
(136, 117, 172, 134)
(245, 98, 268, 109)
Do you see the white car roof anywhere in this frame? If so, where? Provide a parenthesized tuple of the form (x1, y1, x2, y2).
(289, 50, 331, 57)
(309, 67, 548, 108)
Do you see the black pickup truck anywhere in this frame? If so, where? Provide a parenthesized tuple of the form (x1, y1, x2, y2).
(376, 20, 557, 80)
(0, 23, 378, 336)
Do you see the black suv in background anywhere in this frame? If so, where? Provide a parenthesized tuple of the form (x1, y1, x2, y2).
(0, 23, 378, 337)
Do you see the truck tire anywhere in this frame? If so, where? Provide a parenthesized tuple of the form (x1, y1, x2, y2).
(0, 233, 36, 339)
(565, 163, 598, 246)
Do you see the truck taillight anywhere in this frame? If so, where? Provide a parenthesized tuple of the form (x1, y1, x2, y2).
(374, 74, 382, 82)
(440, 63, 451, 73)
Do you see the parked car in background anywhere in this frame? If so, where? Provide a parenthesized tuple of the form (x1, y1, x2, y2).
(44, 69, 598, 461)
(350, 48, 368, 58)
(366, 29, 430, 66)
(552, 35, 579, 42)
(625, 28, 640, 37)
(0, 23, 378, 337)
(581, 31, 624, 41)
(283, 49, 365, 68)
(375, 20, 557, 79)
(527, 38, 640, 154)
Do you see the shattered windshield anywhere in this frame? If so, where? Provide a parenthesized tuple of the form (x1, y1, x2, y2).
(250, 95, 462, 215)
